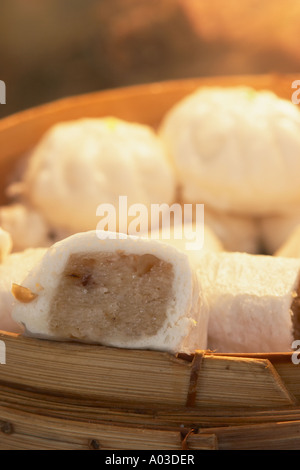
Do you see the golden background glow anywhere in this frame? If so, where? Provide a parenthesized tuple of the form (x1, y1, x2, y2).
(0, 0, 299, 118)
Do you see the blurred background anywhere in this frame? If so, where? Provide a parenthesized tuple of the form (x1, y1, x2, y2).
(0, 0, 300, 119)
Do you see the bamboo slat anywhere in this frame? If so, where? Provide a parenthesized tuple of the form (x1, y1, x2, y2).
(2, 331, 300, 449)
(194, 353, 297, 408)
(0, 405, 183, 451)
(0, 333, 191, 408)
(195, 420, 300, 450)
(0, 333, 298, 411)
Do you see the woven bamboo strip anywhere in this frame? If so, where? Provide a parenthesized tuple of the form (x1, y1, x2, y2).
(2, 379, 300, 431)
(0, 405, 183, 450)
(273, 362, 300, 401)
(0, 333, 191, 407)
(3, 399, 300, 450)
(1, 380, 300, 430)
(195, 420, 300, 450)
(195, 353, 297, 408)
(1, 333, 298, 410)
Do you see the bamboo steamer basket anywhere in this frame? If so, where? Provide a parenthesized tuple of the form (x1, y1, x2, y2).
(1, 74, 300, 450)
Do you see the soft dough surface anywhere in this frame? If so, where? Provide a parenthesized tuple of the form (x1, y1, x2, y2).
(0, 248, 47, 333)
(20, 117, 177, 234)
(196, 251, 300, 353)
(159, 86, 300, 216)
(12, 230, 209, 354)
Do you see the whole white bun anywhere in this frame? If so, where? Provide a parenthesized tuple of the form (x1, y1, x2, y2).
(159, 86, 300, 216)
(21, 118, 177, 233)
(0, 203, 58, 252)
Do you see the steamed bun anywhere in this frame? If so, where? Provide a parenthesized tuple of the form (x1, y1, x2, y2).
(0, 203, 61, 252)
(159, 86, 300, 216)
(20, 117, 177, 234)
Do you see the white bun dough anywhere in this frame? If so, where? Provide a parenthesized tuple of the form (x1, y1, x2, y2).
(21, 118, 177, 234)
(197, 251, 300, 353)
(12, 230, 208, 355)
(159, 86, 300, 216)
(0, 248, 47, 333)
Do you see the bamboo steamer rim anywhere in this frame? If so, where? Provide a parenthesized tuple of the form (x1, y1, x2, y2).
(0, 331, 297, 365)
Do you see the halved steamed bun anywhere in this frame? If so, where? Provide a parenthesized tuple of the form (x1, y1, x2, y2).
(12, 230, 208, 354)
